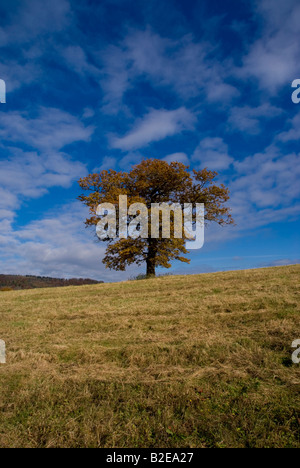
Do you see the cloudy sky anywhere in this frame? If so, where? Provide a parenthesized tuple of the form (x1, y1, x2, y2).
(0, 0, 299, 281)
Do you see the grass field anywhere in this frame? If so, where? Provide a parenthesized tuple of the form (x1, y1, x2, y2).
(0, 265, 299, 448)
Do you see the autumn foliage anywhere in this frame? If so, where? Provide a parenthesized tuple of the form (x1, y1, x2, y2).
(78, 159, 234, 277)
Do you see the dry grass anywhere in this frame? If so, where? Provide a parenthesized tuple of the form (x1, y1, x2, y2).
(0, 265, 299, 448)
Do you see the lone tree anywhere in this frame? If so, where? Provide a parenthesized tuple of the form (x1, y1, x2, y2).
(78, 159, 234, 277)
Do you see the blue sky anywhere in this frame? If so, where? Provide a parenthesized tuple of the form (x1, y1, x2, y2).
(0, 0, 299, 281)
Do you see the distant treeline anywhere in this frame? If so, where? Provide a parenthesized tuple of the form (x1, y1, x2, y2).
(0, 274, 104, 291)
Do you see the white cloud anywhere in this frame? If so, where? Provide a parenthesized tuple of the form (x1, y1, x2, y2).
(163, 153, 189, 164)
(0, 149, 86, 202)
(99, 28, 239, 113)
(189, 140, 300, 240)
(229, 145, 300, 233)
(119, 152, 144, 169)
(0, 202, 137, 281)
(82, 108, 96, 119)
(111, 107, 196, 151)
(236, 0, 300, 92)
(0, 0, 73, 92)
(227, 104, 282, 134)
(0, 60, 42, 93)
(278, 113, 300, 142)
(100, 44, 133, 115)
(0, 107, 94, 152)
(93, 156, 117, 172)
(60, 45, 100, 77)
(0, 108, 92, 229)
(192, 137, 234, 171)
(0, 0, 71, 47)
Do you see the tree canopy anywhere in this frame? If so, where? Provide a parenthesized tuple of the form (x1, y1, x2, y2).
(78, 159, 234, 277)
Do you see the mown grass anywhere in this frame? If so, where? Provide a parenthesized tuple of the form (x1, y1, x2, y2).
(0, 265, 299, 448)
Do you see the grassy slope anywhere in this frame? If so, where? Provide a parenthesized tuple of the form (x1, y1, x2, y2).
(0, 265, 299, 448)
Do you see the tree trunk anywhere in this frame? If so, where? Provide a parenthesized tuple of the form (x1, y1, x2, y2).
(146, 239, 156, 277)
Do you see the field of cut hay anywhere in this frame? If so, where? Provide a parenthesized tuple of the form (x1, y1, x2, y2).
(0, 265, 299, 448)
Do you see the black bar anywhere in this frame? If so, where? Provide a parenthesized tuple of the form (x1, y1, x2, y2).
(97, 449, 202, 464)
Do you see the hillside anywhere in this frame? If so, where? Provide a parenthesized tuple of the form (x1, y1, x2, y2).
(0, 265, 299, 448)
(0, 274, 103, 291)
